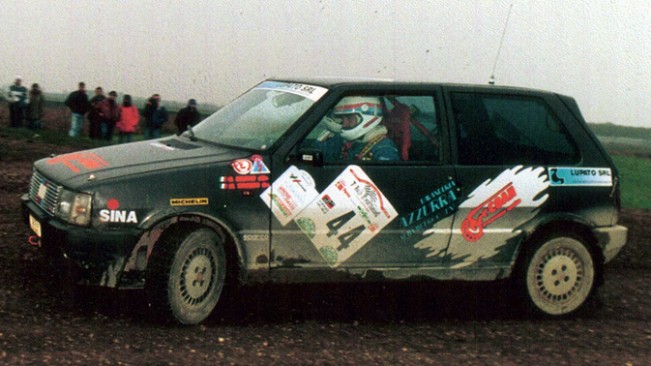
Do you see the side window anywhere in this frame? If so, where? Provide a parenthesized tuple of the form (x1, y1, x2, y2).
(302, 94, 441, 163)
(451, 93, 579, 165)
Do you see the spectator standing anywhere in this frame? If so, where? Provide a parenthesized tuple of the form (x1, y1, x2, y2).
(7, 76, 28, 127)
(98, 91, 120, 141)
(116, 94, 140, 143)
(88, 87, 105, 139)
(143, 94, 168, 139)
(26, 83, 45, 130)
(174, 98, 201, 135)
(64, 82, 91, 137)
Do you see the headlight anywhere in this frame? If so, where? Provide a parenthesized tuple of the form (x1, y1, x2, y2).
(56, 190, 92, 226)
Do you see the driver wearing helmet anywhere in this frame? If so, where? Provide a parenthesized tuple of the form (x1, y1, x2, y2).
(316, 96, 400, 161)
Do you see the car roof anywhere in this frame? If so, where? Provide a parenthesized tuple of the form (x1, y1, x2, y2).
(268, 76, 555, 95)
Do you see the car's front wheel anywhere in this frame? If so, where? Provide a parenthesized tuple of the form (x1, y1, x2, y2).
(522, 235, 596, 317)
(146, 226, 226, 325)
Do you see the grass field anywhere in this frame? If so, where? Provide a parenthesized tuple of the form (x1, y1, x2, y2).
(612, 154, 651, 210)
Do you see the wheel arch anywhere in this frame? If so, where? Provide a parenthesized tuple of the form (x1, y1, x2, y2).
(514, 216, 605, 285)
(123, 213, 247, 287)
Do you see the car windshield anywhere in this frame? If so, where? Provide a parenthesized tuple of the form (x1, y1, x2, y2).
(192, 81, 328, 150)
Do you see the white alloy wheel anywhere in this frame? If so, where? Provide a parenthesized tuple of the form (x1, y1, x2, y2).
(525, 236, 595, 316)
(147, 227, 226, 325)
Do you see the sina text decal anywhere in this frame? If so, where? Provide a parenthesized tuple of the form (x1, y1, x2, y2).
(99, 198, 138, 224)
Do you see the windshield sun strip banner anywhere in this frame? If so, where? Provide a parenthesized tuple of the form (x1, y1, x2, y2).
(256, 81, 328, 101)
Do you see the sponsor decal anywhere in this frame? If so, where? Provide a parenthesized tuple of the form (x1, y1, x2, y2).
(231, 159, 253, 175)
(297, 164, 398, 266)
(316, 194, 336, 214)
(459, 166, 549, 242)
(170, 197, 209, 206)
(264, 165, 397, 267)
(461, 182, 520, 242)
(260, 166, 319, 226)
(296, 217, 316, 239)
(220, 175, 270, 190)
(99, 198, 138, 224)
(232, 155, 270, 175)
(256, 81, 328, 101)
(414, 166, 550, 268)
(250, 155, 270, 174)
(548, 167, 612, 186)
(47, 152, 109, 173)
(319, 246, 339, 266)
(400, 180, 459, 240)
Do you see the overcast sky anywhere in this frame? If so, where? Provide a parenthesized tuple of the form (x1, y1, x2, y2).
(2, 0, 650, 127)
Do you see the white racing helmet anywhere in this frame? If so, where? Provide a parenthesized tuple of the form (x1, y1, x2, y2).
(322, 116, 342, 134)
(333, 96, 383, 141)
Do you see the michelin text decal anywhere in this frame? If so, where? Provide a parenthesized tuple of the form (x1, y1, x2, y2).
(170, 198, 209, 206)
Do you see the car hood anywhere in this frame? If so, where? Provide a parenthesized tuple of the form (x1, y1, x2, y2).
(34, 137, 248, 188)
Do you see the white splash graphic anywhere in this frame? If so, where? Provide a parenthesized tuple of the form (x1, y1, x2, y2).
(415, 166, 550, 268)
(460, 165, 549, 211)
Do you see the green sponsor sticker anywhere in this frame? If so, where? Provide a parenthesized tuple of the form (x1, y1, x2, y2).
(296, 217, 316, 239)
(319, 246, 338, 266)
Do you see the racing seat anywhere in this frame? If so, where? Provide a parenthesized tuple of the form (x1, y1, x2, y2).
(383, 97, 439, 161)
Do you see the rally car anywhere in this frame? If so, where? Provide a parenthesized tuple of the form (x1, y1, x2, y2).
(22, 79, 627, 324)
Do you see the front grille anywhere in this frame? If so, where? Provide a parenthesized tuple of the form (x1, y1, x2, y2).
(29, 170, 63, 216)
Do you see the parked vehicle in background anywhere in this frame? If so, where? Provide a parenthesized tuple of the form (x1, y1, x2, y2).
(22, 79, 627, 324)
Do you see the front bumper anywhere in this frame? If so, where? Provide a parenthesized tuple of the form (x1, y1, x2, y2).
(595, 225, 628, 264)
(21, 194, 142, 287)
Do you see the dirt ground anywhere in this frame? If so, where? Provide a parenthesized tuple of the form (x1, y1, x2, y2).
(1, 116, 650, 365)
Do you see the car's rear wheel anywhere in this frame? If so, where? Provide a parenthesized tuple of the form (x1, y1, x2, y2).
(146, 226, 226, 325)
(522, 235, 595, 317)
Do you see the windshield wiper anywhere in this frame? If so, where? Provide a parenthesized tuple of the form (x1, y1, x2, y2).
(184, 126, 198, 141)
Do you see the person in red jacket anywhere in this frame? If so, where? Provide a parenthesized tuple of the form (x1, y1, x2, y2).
(116, 94, 140, 143)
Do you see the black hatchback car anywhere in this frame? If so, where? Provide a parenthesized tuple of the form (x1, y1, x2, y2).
(22, 79, 627, 324)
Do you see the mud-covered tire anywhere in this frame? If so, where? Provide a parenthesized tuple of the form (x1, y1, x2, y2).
(146, 227, 226, 325)
(521, 235, 595, 317)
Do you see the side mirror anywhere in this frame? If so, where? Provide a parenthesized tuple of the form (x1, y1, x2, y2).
(297, 148, 324, 167)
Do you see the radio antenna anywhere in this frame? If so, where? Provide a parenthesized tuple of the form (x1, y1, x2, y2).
(489, 3, 513, 85)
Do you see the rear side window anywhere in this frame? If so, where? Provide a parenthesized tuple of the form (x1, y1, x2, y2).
(451, 93, 579, 165)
